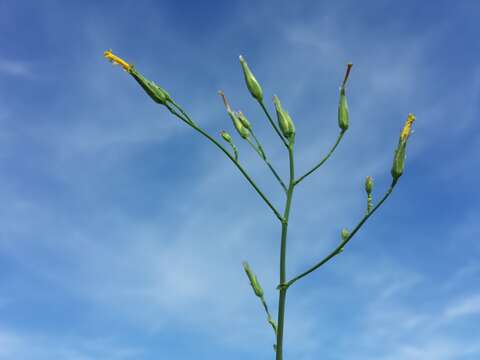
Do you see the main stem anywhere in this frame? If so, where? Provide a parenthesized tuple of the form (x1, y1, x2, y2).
(276, 138, 295, 360)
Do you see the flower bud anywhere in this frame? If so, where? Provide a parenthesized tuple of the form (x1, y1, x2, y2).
(220, 131, 232, 142)
(391, 113, 415, 182)
(239, 55, 263, 102)
(236, 111, 252, 130)
(242, 261, 264, 298)
(218, 91, 250, 139)
(129, 68, 171, 105)
(103, 50, 171, 105)
(273, 96, 295, 139)
(365, 176, 373, 195)
(230, 110, 250, 139)
(337, 63, 352, 131)
(338, 87, 349, 131)
(341, 228, 350, 241)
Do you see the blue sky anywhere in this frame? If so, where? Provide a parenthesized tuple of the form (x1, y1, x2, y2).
(1, 0, 479, 359)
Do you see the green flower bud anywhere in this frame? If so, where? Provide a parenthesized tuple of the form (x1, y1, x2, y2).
(242, 261, 264, 298)
(391, 113, 415, 182)
(365, 176, 373, 195)
(229, 110, 250, 139)
(239, 55, 263, 102)
(236, 111, 252, 130)
(337, 63, 353, 131)
(220, 131, 232, 142)
(341, 228, 350, 241)
(273, 96, 295, 139)
(338, 87, 349, 131)
(129, 68, 171, 105)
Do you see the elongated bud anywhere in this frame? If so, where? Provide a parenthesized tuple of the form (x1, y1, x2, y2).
(338, 63, 352, 131)
(236, 111, 252, 130)
(365, 176, 373, 195)
(273, 96, 295, 139)
(103, 50, 171, 105)
(231, 110, 250, 139)
(242, 261, 264, 298)
(129, 68, 171, 105)
(338, 88, 349, 131)
(391, 113, 416, 182)
(341, 228, 350, 241)
(219, 91, 250, 139)
(220, 130, 232, 142)
(239, 55, 263, 101)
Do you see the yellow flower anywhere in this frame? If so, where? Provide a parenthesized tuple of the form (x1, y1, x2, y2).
(400, 113, 416, 141)
(103, 49, 132, 72)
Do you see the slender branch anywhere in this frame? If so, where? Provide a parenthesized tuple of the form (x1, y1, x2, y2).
(295, 130, 346, 185)
(164, 102, 283, 222)
(226, 141, 238, 161)
(260, 297, 277, 336)
(246, 132, 288, 193)
(170, 100, 196, 126)
(275, 136, 295, 360)
(250, 130, 266, 158)
(283, 181, 396, 288)
(266, 160, 287, 194)
(259, 101, 288, 148)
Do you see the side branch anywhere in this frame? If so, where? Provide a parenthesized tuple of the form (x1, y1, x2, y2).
(247, 132, 288, 193)
(259, 101, 289, 148)
(165, 103, 284, 222)
(283, 181, 396, 288)
(294, 130, 346, 185)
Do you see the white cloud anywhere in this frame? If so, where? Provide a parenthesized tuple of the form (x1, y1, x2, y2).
(0, 329, 142, 360)
(444, 293, 480, 319)
(0, 59, 31, 77)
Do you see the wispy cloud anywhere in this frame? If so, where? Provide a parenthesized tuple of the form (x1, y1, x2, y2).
(0, 328, 142, 360)
(444, 293, 480, 319)
(0, 59, 31, 77)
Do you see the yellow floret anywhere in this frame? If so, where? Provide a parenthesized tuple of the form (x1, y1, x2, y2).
(103, 49, 132, 71)
(401, 113, 416, 141)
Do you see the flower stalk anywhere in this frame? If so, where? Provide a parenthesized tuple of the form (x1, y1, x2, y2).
(104, 51, 416, 360)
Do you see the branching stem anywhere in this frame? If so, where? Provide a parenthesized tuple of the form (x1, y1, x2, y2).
(165, 102, 283, 222)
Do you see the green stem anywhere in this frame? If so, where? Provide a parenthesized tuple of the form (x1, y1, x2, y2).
(246, 133, 287, 193)
(259, 100, 289, 148)
(165, 103, 283, 222)
(294, 130, 345, 186)
(260, 297, 277, 336)
(275, 137, 295, 360)
(284, 181, 396, 288)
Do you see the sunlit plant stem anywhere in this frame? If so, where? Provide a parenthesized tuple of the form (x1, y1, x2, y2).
(103, 50, 415, 360)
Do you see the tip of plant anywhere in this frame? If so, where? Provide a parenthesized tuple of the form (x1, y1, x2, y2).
(342, 63, 353, 89)
(103, 49, 132, 72)
(218, 90, 230, 110)
(400, 113, 416, 141)
(239, 55, 245, 62)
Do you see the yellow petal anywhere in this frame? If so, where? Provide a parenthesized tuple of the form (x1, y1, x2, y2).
(103, 50, 132, 72)
(401, 113, 416, 141)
